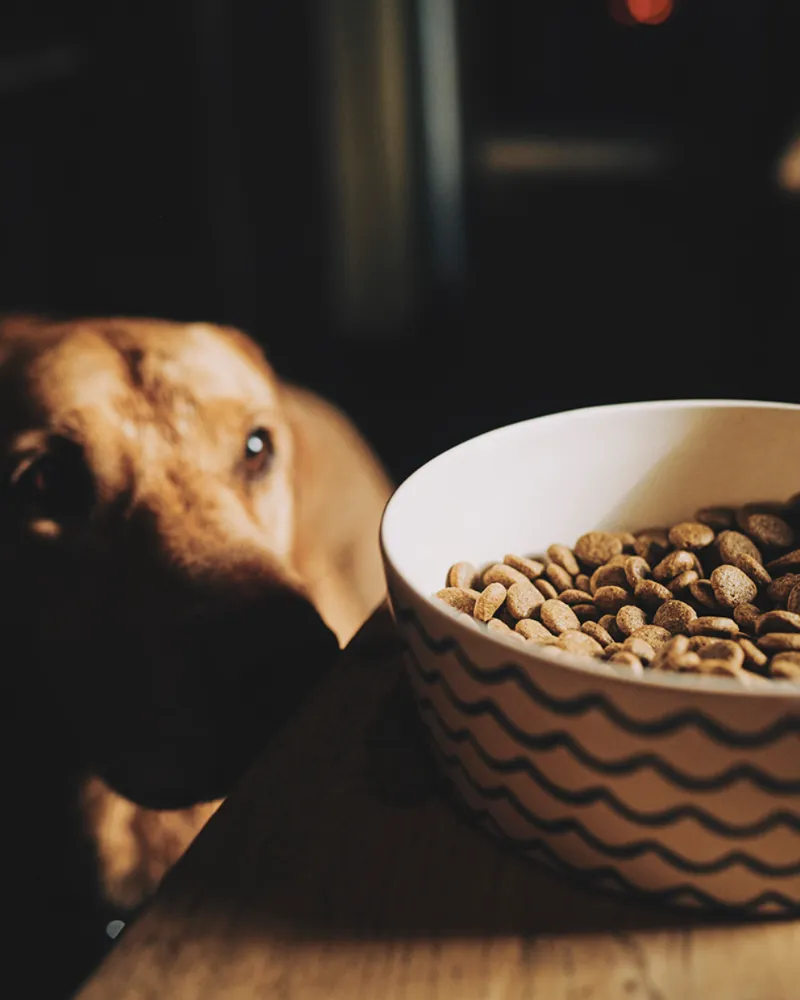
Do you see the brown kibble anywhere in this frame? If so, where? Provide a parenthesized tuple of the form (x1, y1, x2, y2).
(575, 573, 592, 592)
(689, 579, 724, 612)
(506, 580, 545, 620)
(688, 635, 715, 652)
(616, 604, 648, 636)
(653, 599, 698, 634)
(695, 506, 735, 531)
(483, 563, 530, 589)
(634, 528, 670, 565)
(688, 616, 739, 638)
(540, 599, 581, 634)
(534, 578, 560, 601)
(757, 633, 800, 652)
(545, 562, 574, 593)
(668, 521, 715, 551)
(766, 549, 800, 574)
(581, 620, 615, 648)
(770, 652, 800, 680)
(740, 512, 795, 550)
(697, 639, 745, 669)
(710, 564, 758, 608)
(788, 584, 800, 616)
(634, 578, 673, 608)
(624, 556, 651, 589)
(446, 561, 478, 590)
(574, 531, 624, 568)
(622, 635, 655, 664)
(755, 610, 800, 635)
(557, 629, 605, 657)
(590, 563, 629, 593)
(669, 570, 700, 595)
(503, 554, 545, 581)
(547, 544, 580, 577)
(767, 574, 800, 606)
(486, 617, 511, 635)
(436, 587, 481, 614)
(609, 651, 644, 674)
(593, 586, 631, 614)
(614, 531, 638, 552)
(653, 550, 696, 582)
(573, 604, 600, 622)
(515, 619, 556, 642)
(558, 589, 594, 606)
(631, 624, 672, 650)
(717, 531, 763, 568)
(474, 583, 507, 621)
(598, 613, 625, 641)
(732, 553, 772, 588)
(733, 603, 762, 633)
(738, 636, 768, 671)
(698, 657, 744, 679)
(603, 642, 626, 658)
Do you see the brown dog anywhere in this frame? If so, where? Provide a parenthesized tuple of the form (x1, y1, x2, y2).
(0, 314, 391, 912)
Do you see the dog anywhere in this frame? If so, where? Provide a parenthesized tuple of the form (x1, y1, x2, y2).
(0, 314, 391, 915)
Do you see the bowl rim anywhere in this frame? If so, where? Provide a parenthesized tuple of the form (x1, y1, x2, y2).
(380, 398, 800, 700)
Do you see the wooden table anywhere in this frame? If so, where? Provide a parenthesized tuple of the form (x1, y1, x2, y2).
(76, 606, 800, 1000)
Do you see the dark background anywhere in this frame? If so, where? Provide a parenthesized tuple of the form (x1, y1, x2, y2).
(2, 0, 800, 993)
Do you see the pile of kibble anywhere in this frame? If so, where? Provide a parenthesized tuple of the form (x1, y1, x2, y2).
(435, 495, 800, 684)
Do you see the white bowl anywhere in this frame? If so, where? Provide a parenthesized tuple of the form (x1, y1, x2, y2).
(380, 400, 800, 915)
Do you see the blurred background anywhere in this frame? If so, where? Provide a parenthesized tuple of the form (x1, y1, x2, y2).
(3, 0, 800, 990)
(2, 0, 799, 487)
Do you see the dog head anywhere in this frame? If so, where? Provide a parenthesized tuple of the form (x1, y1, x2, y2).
(0, 315, 339, 807)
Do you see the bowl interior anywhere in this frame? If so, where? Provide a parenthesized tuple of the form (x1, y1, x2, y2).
(381, 400, 800, 597)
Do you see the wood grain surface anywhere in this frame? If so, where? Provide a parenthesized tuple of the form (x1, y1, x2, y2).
(75, 606, 800, 1000)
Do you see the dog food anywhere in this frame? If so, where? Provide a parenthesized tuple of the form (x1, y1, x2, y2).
(435, 493, 800, 684)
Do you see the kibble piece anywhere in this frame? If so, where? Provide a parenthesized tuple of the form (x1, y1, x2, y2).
(575, 573, 592, 592)
(593, 586, 631, 614)
(755, 610, 800, 635)
(698, 657, 744, 679)
(545, 562, 574, 593)
(738, 636, 768, 671)
(540, 599, 580, 634)
(486, 617, 512, 635)
(732, 553, 772, 588)
(614, 531, 638, 552)
(557, 629, 604, 657)
(581, 620, 615, 647)
(770, 652, 800, 680)
(436, 587, 481, 614)
(503, 554, 545, 580)
(515, 619, 556, 642)
(668, 521, 715, 551)
(634, 578, 673, 608)
(688, 616, 739, 638)
(574, 531, 624, 568)
(590, 563, 629, 592)
(609, 651, 644, 674)
(653, 599, 698, 634)
(767, 574, 800, 606)
(733, 603, 762, 633)
(631, 625, 672, 650)
(757, 633, 800, 653)
(688, 635, 715, 652)
(534, 578, 560, 601)
(615, 604, 647, 636)
(697, 639, 745, 669)
(634, 528, 670, 565)
(547, 544, 580, 577)
(603, 641, 626, 658)
(689, 579, 724, 611)
(573, 604, 600, 622)
(624, 556, 651, 589)
(506, 580, 544, 620)
(695, 506, 735, 531)
(598, 613, 625, 641)
(653, 550, 696, 582)
(717, 531, 764, 568)
(474, 583, 507, 622)
(710, 564, 758, 608)
(559, 589, 595, 606)
(483, 563, 529, 589)
(446, 561, 478, 590)
(622, 635, 655, 664)
(740, 512, 795, 550)
(788, 584, 800, 615)
(766, 549, 800, 574)
(669, 570, 700, 595)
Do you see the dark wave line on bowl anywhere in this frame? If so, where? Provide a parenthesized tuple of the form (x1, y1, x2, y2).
(453, 794, 800, 916)
(394, 604, 800, 747)
(425, 730, 800, 878)
(403, 645, 800, 795)
(415, 693, 800, 838)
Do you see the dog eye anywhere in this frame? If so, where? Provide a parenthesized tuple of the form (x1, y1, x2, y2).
(11, 438, 95, 519)
(243, 427, 274, 477)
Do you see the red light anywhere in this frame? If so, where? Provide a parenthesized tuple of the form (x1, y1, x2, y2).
(610, 0, 674, 25)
